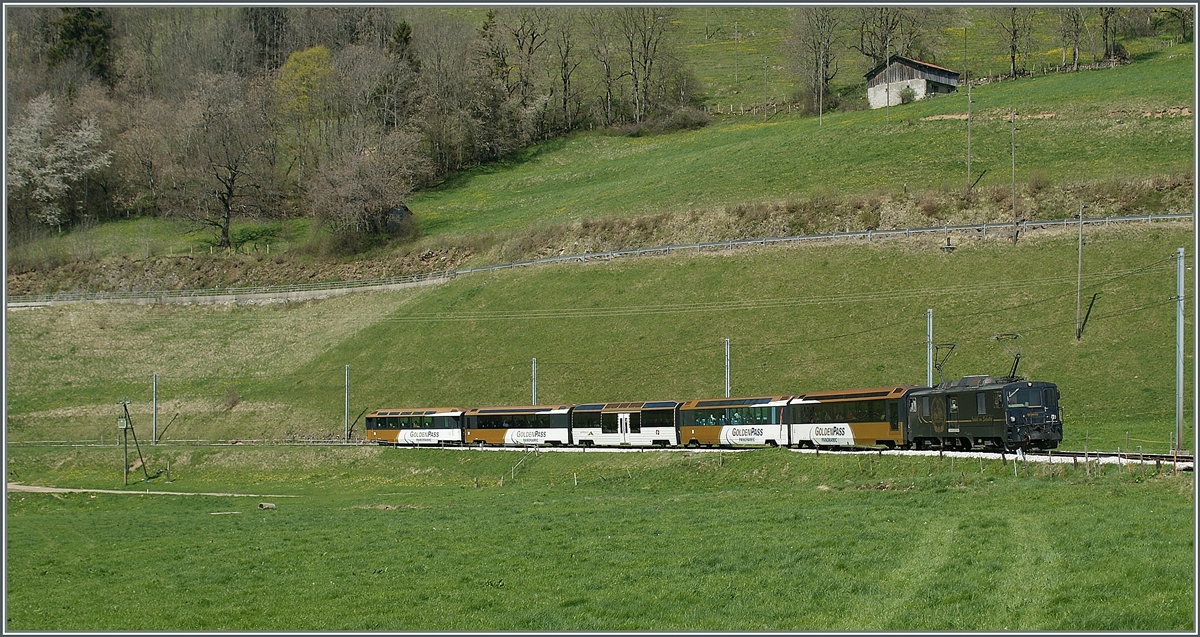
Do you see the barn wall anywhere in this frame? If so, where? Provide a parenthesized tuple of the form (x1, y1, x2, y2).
(868, 78, 928, 109)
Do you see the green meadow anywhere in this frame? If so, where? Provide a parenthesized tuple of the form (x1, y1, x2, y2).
(408, 42, 1193, 238)
(6, 223, 1192, 453)
(5, 12, 1194, 632)
(4, 445, 1192, 631)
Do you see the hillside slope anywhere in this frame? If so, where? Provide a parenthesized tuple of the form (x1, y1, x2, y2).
(409, 42, 1193, 237)
(6, 223, 1191, 452)
(7, 42, 1193, 296)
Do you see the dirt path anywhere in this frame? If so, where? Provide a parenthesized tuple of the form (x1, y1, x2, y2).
(6, 483, 298, 497)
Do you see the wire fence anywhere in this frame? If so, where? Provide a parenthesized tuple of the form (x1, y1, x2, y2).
(7, 438, 375, 447)
(7, 212, 1191, 307)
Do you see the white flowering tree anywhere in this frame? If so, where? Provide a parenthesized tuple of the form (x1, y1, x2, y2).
(6, 93, 112, 229)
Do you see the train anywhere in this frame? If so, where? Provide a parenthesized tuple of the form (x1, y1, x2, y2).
(365, 374, 1062, 451)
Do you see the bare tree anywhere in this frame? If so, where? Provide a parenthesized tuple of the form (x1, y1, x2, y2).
(112, 99, 174, 215)
(791, 7, 841, 115)
(549, 8, 584, 132)
(1154, 6, 1193, 43)
(504, 7, 551, 109)
(306, 126, 429, 239)
(1099, 7, 1118, 60)
(244, 6, 288, 70)
(851, 7, 921, 66)
(185, 73, 268, 248)
(412, 14, 478, 173)
(1058, 7, 1087, 70)
(584, 8, 626, 126)
(616, 6, 674, 124)
(995, 7, 1036, 77)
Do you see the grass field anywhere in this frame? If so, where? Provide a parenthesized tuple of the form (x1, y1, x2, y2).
(4, 445, 1193, 631)
(408, 41, 1192, 239)
(6, 223, 1192, 453)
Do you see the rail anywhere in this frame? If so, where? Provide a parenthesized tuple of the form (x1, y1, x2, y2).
(7, 212, 1191, 307)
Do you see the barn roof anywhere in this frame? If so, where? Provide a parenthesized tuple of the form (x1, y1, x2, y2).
(864, 55, 959, 81)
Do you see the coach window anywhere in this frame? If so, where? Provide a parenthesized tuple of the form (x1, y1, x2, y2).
(977, 393, 987, 415)
(601, 413, 618, 434)
(920, 397, 930, 418)
(643, 410, 672, 429)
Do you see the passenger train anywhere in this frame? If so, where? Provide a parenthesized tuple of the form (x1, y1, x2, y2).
(365, 375, 1062, 451)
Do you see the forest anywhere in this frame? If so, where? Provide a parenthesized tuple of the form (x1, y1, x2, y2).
(5, 6, 1193, 254)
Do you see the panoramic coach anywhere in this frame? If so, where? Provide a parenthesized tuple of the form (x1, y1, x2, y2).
(462, 405, 574, 446)
(570, 401, 680, 447)
(677, 396, 792, 447)
(788, 386, 916, 448)
(365, 408, 467, 446)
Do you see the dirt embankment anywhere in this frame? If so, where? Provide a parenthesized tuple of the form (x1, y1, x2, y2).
(6, 246, 472, 297)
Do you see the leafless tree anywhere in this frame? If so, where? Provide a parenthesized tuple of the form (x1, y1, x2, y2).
(851, 7, 921, 66)
(306, 127, 428, 238)
(504, 7, 551, 109)
(1154, 6, 1194, 43)
(1058, 7, 1087, 70)
(185, 73, 268, 248)
(1099, 7, 1119, 60)
(995, 7, 1036, 77)
(412, 14, 478, 173)
(584, 8, 627, 126)
(791, 7, 841, 115)
(616, 6, 674, 124)
(549, 8, 584, 132)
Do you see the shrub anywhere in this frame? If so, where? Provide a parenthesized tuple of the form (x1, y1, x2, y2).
(1028, 171, 1050, 194)
(898, 85, 917, 105)
(620, 106, 711, 137)
(223, 385, 241, 411)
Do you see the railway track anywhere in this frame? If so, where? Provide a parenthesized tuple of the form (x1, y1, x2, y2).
(786, 446, 1194, 470)
(1027, 448, 1194, 465)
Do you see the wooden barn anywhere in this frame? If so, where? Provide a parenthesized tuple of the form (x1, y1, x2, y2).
(865, 55, 960, 109)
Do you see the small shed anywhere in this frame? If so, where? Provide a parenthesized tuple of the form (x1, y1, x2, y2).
(864, 55, 959, 109)
(385, 202, 412, 233)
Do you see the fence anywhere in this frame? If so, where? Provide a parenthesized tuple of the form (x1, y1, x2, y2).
(7, 438, 376, 447)
(7, 212, 1191, 307)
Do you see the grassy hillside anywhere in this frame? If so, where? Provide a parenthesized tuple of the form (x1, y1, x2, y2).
(6, 41, 1191, 291)
(5, 445, 1193, 630)
(409, 42, 1192, 239)
(6, 223, 1191, 452)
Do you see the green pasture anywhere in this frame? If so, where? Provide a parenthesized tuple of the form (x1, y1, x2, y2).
(4, 445, 1193, 631)
(409, 42, 1193, 239)
(6, 224, 1192, 453)
(6, 216, 312, 273)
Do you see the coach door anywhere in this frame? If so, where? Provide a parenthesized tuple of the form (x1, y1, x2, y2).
(616, 412, 641, 444)
(947, 395, 960, 433)
(617, 413, 631, 444)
